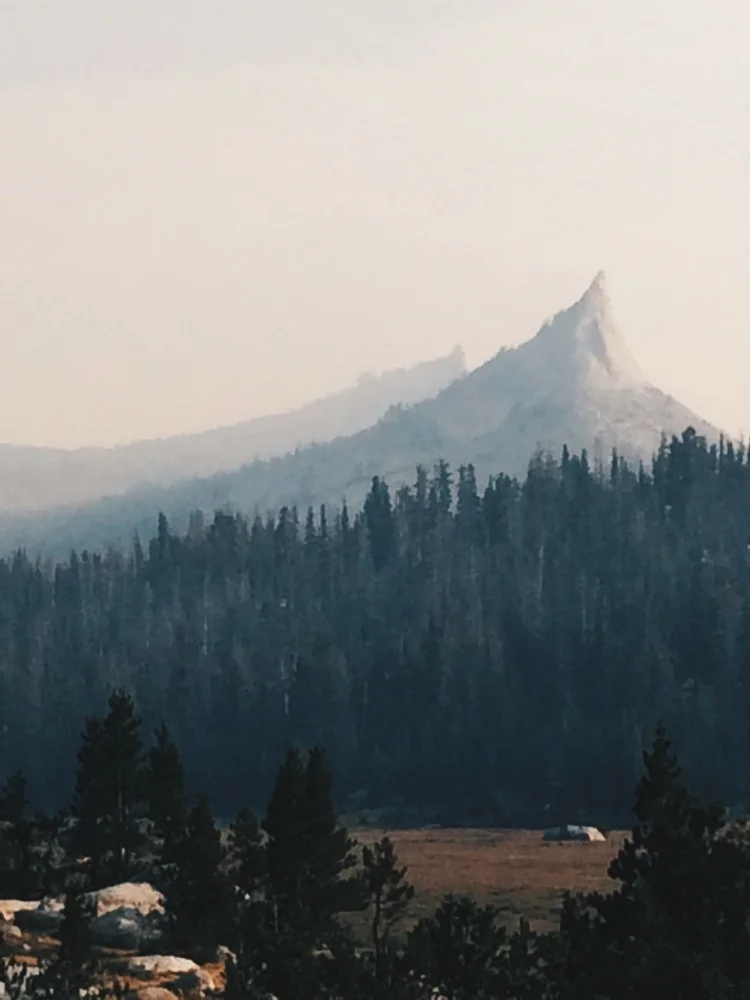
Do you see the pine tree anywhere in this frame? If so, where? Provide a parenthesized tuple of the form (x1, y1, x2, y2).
(228, 808, 266, 896)
(264, 748, 305, 918)
(57, 880, 94, 972)
(364, 477, 395, 572)
(72, 690, 145, 885)
(35, 878, 98, 1000)
(0, 771, 35, 898)
(558, 725, 750, 998)
(144, 722, 187, 865)
(407, 894, 506, 997)
(0, 771, 27, 826)
(167, 795, 231, 955)
(301, 746, 358, 917)
(361, 835, 414, 979)
(263, 747, 357, 943)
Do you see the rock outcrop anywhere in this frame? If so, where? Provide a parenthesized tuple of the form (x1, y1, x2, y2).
(14, 898, 65, 934)
(125, 956, 201, 979)
(10, 882, 165, 949)
(89, 906, 164, 950)
(125, 989, 178, 1000)
(0, 901, 39, 923)
(86, 882, 165, 918)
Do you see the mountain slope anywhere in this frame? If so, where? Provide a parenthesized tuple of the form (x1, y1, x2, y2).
(0, 274, 720, 555)
(0, 347, 465, 512)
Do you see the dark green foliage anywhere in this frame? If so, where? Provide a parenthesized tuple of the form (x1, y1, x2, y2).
(0, 771, 38, 898)
(361, 835, 414, 978)
(228, 808, 265, 895)
(364, 476, 395, 572)
(72, 690, 145, 886)
(2, 432, 750, 824)
(0, 771, 27, 826)
(57, 879, 94, 973)
(504, 918, 556, 1000)
(264, 747, 305, 913)
(8, 724, 750, 998)
(166, 795, 231, 954)
(144, 722, 187, 865)
(407, 894, 507, 996)
(556, 726, 750, 998)
(224, 955, 267, 1000)
(19, 879, 100, 1000)
(263, 747, 358, 943)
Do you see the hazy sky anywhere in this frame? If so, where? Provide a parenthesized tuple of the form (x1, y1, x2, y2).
(1, 0, 748, 448)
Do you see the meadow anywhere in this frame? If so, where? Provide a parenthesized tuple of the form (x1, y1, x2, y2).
(351, 827, 628, 936)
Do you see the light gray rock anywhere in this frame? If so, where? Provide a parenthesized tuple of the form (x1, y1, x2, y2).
(125, 956, 200, 979)
(125, 988, 178, 1000)
(86, 882, 164, 918)
(0, 901, 39, 923)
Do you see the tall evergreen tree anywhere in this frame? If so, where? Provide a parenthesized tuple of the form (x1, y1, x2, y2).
(407, 894, 507, 998)
(228, 808, 266, 897)
(558, 726, 750, 998)
(167, 795, 231, 955)
(0, 771, 36, 898)
(57, 880, 95, 972)
(72, 690, 145, 885)
(144, 722, 187, 865)
(263, 747, 357, 943)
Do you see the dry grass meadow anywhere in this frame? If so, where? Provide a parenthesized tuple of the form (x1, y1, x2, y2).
(349, 827, 628, 938)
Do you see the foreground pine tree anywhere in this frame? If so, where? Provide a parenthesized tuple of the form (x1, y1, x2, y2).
(228, 807, 265, 896)
(407, 894, 507, 998)
(166, 795, 231, 956)
(57, 879, 94, 972)
(0, 771, 36, 898)
(144, 722, 187, 866)
(263, 746, 357, 944)
(557, 725, 750, 999)
(39, 879, 97, 998)
(72, 690, 145, 885)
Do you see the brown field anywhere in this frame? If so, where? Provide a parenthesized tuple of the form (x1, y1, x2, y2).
(349, 827, 628, 938)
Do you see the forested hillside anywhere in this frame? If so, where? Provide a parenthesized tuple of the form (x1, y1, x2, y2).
(1, 427, 748, 823)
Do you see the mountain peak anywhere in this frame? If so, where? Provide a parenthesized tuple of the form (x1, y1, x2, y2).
(579, 269, 609, 313)
(528, 271, 647, 389)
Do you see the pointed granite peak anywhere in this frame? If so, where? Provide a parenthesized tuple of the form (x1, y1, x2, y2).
(528, 271, 648, 389)
(577, 269, 610, 315)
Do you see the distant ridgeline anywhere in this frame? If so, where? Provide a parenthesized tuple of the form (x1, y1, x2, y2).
(1, 427, 749, 823)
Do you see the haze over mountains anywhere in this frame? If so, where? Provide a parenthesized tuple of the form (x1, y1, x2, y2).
(0, 274, 720, 556)
(0, 347, 465, 512)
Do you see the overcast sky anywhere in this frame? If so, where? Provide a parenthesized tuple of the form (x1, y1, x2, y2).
(1, 0, 748, 448)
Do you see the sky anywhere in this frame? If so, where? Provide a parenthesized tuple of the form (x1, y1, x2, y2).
(1, 0, 749, 449)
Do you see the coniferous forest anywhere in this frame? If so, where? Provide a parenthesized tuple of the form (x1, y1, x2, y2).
(2, 692, 750, 999)
(1, 427, 750, 825)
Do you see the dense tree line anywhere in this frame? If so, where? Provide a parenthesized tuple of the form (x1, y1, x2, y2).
(1, 427, 750, 823)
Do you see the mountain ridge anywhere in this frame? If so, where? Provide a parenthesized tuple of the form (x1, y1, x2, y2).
(0, 346, 465, 512)
(0, 275, 722, 556)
